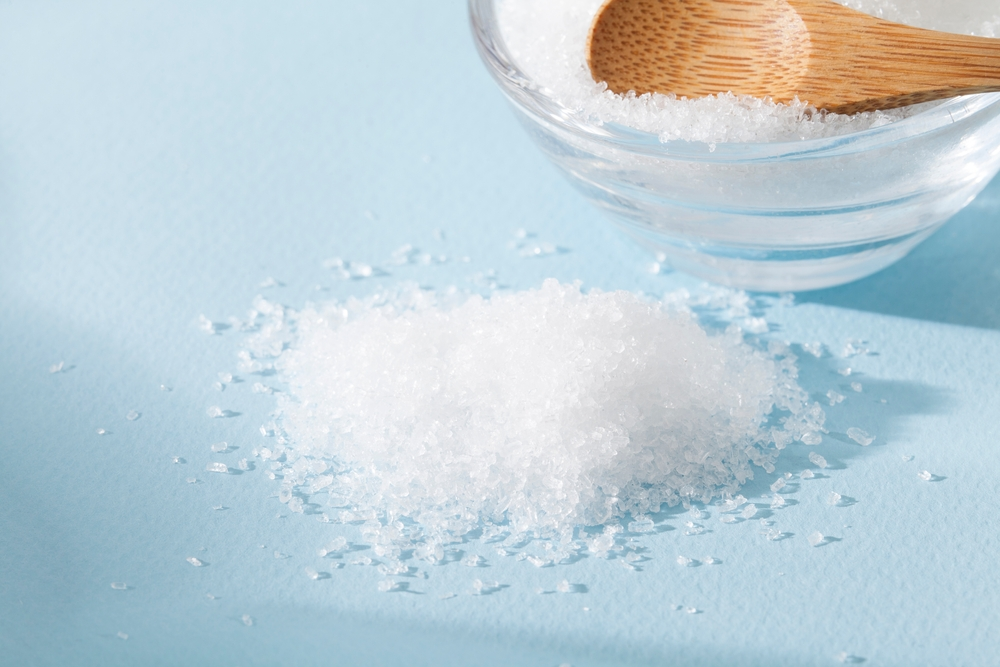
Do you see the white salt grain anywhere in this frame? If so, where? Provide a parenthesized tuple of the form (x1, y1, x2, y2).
(126, 410, 140, 421)
(837, 368, 853, 376)
(677, 556, 694, 567)
(304, 567, 321, 581)
(206, 406, 225, 418)
(241, 615, 254, 627)
(770, 478, 786, 493)
(807, 531, 825, 547)
(186, 557, 205, 567)
(918, 470, 935, 481)
(808, 452, 828, 469)
(800, 469, 815, 479)
(206, 463, 229, 474)
(741, 504, 758, 519)
(110, 582, 128, 590)
(556, 579, 574, 593)
(847, 427, 875, 446)
(210, 442, 228, 453)
(116, 631, 128, 641)
(827, 492, 842, 506)
(97, 428, 107, 436)
(769, 494, 785, 509)
(851, 382, 863, 393)
(49, 361, 65, 374)
(826, 390, 845, 406)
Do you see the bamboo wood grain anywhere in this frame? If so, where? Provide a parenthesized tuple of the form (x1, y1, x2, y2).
(587, 0, 1000, 113)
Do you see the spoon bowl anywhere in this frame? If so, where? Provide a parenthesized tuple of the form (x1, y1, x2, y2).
(588, 0, 1000, 113)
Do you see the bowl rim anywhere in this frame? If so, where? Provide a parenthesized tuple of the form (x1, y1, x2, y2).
(469, 0, 1000, 162)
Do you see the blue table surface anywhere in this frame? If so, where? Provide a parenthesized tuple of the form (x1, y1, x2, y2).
(3, 2, 1000, 665)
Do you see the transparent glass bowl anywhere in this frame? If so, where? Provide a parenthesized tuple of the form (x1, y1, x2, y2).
(470, 0, 1000, 291)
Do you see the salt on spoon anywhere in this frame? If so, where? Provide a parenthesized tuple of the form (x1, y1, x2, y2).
(587, 0, 1000, 113)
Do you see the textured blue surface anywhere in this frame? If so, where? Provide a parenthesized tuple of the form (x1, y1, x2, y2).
(2, 2, 1000, 666)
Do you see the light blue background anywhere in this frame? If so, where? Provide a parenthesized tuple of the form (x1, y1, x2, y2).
(2, 1, 999, 665)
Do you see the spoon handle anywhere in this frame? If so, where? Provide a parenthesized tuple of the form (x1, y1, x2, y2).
(800, 0, 1000, 113)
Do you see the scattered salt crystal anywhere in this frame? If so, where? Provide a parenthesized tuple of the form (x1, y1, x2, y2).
(720, 516, 737, 524)
(186, 557, 205, 567)
(685, 607, 698, 615)
(206, 406, 225, 418)
(252, 383, 273, 394)
(304, 567, 321, 580)
(807, 531, 825, 547)
(802, 342, 824, 358)
(218, 372, 233, 384)
(800, 432, 823, 445)
(847, 427, 875, 446)
(319, 537, 348, 557)
(206, 593, 216, 600)
(918, 470, 935, 481)
(684, 521, 704, 536)
(461, 554, 485, 567)
(160, 384, 172, 392)
(763, 528, 783, 541)
(49, 361, 65, 373)
(288, 497, 304, 513)
(704, 556, 720, 565)
(205, 462, 229, 474)
(837, 368, 853, 376)
(826, 390, 845, 406)
(740, 505, 757, 519)
(274, 551, 290, 559)
(827, 492, 842, 506)
(186, 477, 199, 484)
(238, 458, 250, 471)
(800, 469, 814, 479)
(688, 508, 706, 520)
(851, 382, 863, 393)
(198, 315, 217, 334)
(627, 516, 655, 533)
(902, 455, 914, 462)
(472, 579, 501, 595)
(97, 428, 107, 435)
(210, 442, 228, 453)
(439, 592, 457, 600)
(556, 579, 574, 593)
(808, 452, 828, 469)
(125, 410, 140, 421)
(349, 556, 373, 566)
(241, 615, 253, 627)
(841, 340, 868, 358)
(259, 277, 280, 288)
(769, 494, 785, 509)
(110, 582, 128, 590)
(676, 556, 694, 567)
(770, 479, 786, 493)
(742, 317, 768, 334)
(213, 505, 226, 511)
(116, 631, 128, 640)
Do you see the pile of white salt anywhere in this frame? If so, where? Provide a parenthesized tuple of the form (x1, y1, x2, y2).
(497, 0, 1000, 143)
(240, 281, 823, 554)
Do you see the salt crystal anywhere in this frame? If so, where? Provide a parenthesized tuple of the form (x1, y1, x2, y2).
(259, 277, 279, 288)
(826, 390, 845, 406)
(684, 521, 704, 536)
(827, 492, 842, 506)
(213, 505, 226, 511)
(720, 516, 737, 524)
(837, 367, 852, 376)
(676, 556, 694, 567)
(627, 517, 655, 533)
(473, 579, 501, 595)
(116, 631, 128, 640)
(274, 551, 290, 559)
(807, 531, 825, 547)
(902, 455, 914, 462)
(439, 592, 457, 600)
(210, 442, 228, 453)
(851, 382, 863, 393)
(125, 410, 140, 421)
(186, 477, 199, 484)
(198, 315, 217, 334)
(319, 537, 348, 557)
(49, 361, 65, 373)
(802, 342, 824, 358)
(252, 383, 273, 394)
(800, 432, 823, 445)
(462, 554, 484, 567)
(238, 458, 250, 471)
(685, 607, 698, 614)
(769, 494, 785, 509)
(160, 384, 172, 392)
(186, 557, 205, 567)
(556, 579, 574, 593)
(304, 567, 321, 580)
(918, 470, 934, 481)
(110, 582, 128, 590)
(241, 615, 254, 627)
(206, 593, 217, 600)
(97, 428, 107, 436)
(206, 406, 225, 418)
(704, 556, 720, 565)
(800, 469, 814, 479)
(808, 452, 828, 469)
(288, 497, 304, 513)
(205, 462, 229, 474)
(740, 505, 757, 519)
(770, 479, 786, 493)
(847, 427, 875, 446)
(763, 528, 783, 541)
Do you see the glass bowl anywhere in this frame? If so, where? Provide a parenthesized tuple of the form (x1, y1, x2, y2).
(469, 0, 1000, 291)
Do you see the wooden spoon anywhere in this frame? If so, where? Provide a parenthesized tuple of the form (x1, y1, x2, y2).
(587, 0, 1000, 114)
